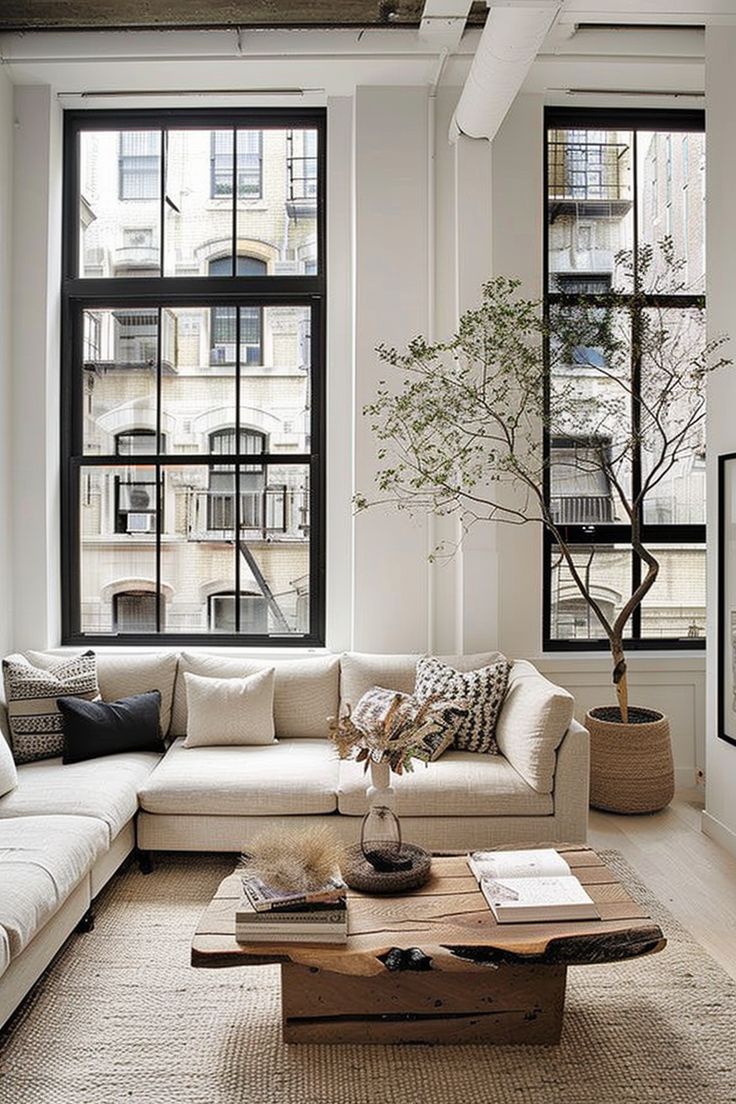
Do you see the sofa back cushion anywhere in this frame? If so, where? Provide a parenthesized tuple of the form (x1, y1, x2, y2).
(171, 653, 339, 739)
(340, 651, 505, 713)
(494, 660, 574, 794)
(26, 651, 178, 738)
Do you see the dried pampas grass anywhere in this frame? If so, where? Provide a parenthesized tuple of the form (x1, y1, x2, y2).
(240, 824, 346, 891)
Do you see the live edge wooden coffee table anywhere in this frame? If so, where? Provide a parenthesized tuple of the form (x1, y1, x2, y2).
(191, 848, 665, 1046)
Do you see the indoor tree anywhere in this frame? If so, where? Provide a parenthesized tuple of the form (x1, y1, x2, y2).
(355, 242, 729, 722)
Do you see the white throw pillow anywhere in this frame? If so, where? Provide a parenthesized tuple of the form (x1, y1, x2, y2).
(0, 734, 17, 798)
(182, 668, 276, 748)
(172, 652, 338, 740)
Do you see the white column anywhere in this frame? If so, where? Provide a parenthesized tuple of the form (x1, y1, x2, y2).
(325, 96, 355, 652)
(11, 85, 63, 650)
(352, 86, 429, 652)
(703, 26, 736, 857)
(491, 93, 544, 661)
(0, 70, 14, 657)
(454, 130, 497, 654)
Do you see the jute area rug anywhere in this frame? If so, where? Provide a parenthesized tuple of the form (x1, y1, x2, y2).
(0, 851, 734, 1104)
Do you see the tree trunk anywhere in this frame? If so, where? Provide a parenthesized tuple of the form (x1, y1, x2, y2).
(612, 649, 628, 724)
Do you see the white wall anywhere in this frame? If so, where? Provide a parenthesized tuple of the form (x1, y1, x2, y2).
(703, 25, 736, 857)
(0, 70, 13, 658)
(2, 74, 706, 785)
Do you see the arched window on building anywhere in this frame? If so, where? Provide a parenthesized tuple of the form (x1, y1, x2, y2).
(113, 590, 159, 633)
(208, 591, 267, 634)
(207, 427, 266, 531)
(115, 428, 165, 455)
(208, 256, 266, 367)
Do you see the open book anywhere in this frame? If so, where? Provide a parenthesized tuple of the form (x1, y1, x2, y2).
(467, 849, 600, 924)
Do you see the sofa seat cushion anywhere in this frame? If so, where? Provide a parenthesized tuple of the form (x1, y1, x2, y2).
(0, 815, 107, 957)
(0, 751, 162, 842)
(337, 752, 553, 817)
(138, 738, 340, 816)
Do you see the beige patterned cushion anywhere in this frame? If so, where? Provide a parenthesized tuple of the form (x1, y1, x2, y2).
(495, 661, 574, 794)
(182, 669, 276, 748)
(340, 651, 505, 712)
(351, 686, 467, 762)
(3, 653, 99, 764)
(25, 651, 178, 738)
(171, 653, 338, 739)
(414, 656, 510, 755)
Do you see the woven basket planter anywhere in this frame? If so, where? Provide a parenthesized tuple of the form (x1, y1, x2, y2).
(586, 706, 675, 814)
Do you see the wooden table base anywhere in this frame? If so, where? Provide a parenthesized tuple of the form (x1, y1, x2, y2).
(281, 962, 567, 1045)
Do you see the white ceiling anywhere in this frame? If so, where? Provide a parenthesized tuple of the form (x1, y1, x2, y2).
(0, 0, 729, 106)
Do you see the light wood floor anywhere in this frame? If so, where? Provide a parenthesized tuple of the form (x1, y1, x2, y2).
(589, 788, 736, 980)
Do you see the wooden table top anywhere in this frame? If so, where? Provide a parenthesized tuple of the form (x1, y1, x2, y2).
(191, 848, 666, 977)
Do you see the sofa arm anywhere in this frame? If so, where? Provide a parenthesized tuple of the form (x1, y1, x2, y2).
(551, 718, 590, 844)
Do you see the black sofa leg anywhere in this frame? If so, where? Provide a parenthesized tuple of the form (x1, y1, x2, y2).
(76, 908, 95, 933)
(137, 849, 154, 875)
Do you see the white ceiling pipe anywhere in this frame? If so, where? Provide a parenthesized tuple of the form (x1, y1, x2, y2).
(450, 0, 562, 142)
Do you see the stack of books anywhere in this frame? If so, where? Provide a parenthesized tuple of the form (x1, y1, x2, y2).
(235, 874, 348, 944)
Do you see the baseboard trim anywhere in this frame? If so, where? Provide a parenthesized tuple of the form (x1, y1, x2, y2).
(701, 810, 736, 859)
(675, 767, 697, 789)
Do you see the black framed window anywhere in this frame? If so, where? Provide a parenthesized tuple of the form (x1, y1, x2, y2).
(63, 108, 326, 645)
(544, 107, 706, 650)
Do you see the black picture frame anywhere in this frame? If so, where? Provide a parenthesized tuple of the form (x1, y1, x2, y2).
(718, 451, 736, 747)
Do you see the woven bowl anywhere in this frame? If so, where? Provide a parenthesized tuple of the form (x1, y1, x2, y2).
(341, 843, 432, 894)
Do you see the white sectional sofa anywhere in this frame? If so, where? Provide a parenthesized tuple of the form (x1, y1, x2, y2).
(0, 647, 590, 1028)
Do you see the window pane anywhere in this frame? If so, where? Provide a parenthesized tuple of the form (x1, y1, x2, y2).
(549, 545, 631, 642)
(158, 462, 309, 635)
(637, 131, 705, 293)
(164, 129, 237, 277)
(82, 309, 158, 456)
(79, 465, 158, 635)
(160, 306, 236, 455)
(640, 545, 706, 640)
(547, 128, 633, 293)
(79, 130, 161, 278)
(237, 128, 318, 277)
(240, 306, 311, 454)
(641, 306, 707, 524)
(549, 305, 632, 516)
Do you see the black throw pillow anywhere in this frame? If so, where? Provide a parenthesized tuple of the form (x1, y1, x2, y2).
(57, 690, 164, 765)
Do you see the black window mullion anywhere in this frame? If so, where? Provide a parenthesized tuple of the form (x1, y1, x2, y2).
(231, 127, 237, 276)
(155, 305, 163, 634)
(234, 305, 241, 633)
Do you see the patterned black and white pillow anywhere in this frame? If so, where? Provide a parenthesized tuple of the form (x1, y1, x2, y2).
(414, 657, 511, 755)
(2, 652, 99, 764)
(351, 686, 468, 762)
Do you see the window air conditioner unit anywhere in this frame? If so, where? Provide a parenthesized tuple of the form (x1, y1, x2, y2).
(127, 513, 156, 534)
(273, 260, 299, 275)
